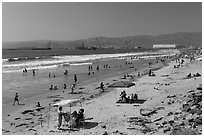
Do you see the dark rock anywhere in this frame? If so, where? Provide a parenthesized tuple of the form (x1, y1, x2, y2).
(29, 112, 36, 116)
(22, 109, 34, 114)
(14, 117, 20, 120)
(16, 123, 29, 128)
(53, 99, 61, 102)
(162, 121, 167, 125)
(27, 128, 37, 132)
(25, 117, 32, 120)
(163, 126, 171, 133)
(36, 107, 45, 111)
(103, 131, 108, 135)
(167, 112, 173, 116)
(169, 120, 174, 124)
(153, 117, 163, 122)
(197, 85, 202, 90)
(2, 129, 10, 133)
(101, 125, 106, 129)
(167, 102, 171, 105)
(140, 108, 157, 116)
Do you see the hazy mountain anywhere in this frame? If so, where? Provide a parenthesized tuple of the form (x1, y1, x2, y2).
(2, 32, 201, 50)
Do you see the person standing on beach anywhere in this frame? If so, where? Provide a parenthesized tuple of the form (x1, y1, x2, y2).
(138, 71, 140, 77)
(96, 66, 99, 71)
(33, 70, 35, 76)
(100, 82, 104, 92)
(13, 93, 19, 106)
(63, 84, 67, 89)
(57, 106, 64, 129)
(64, 70, 68, 76)
(74, 74, 77, 83)
(71, 83, 76, 94)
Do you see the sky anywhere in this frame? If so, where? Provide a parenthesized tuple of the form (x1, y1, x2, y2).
(2, 2, 202, 42)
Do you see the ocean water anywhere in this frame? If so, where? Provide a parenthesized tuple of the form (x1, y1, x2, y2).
(2, 49, 179, 73)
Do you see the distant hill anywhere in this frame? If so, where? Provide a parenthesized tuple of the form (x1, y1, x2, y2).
(2, 32, 201, 50)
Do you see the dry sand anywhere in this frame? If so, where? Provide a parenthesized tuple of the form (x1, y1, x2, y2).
(2, 55, 202, 135)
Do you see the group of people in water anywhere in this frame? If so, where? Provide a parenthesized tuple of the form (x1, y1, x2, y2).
(88, 64, 111, 75)
(22, 68, 36, 76)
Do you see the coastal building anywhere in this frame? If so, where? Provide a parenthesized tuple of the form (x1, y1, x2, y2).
(153, 44, 176, 48)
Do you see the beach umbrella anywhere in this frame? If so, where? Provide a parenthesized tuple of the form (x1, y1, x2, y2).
(108, 81, 135, 88)
(52, 99, 79, 107)
(47, 99, 80, 130)
(52, 99, 80, 114)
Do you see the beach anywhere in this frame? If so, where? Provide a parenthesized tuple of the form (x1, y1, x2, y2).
(2, 49, 202, 135)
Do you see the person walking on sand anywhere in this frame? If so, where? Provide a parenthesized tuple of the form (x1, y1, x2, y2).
(74, 74, 77, 83)
(13, 93, 20, 106)
(71, 83, 76, 94)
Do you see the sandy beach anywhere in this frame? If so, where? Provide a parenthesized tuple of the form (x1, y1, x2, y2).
(2, 50, 202, 135)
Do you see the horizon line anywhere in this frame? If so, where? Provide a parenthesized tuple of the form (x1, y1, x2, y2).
(3, 31, 201, 43)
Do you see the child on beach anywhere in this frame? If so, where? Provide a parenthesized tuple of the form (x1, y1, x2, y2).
(13, 93, 19, 106)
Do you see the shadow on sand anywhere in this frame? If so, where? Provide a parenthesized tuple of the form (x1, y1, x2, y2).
(82, 121, 98, 129)
(116, 99, 146, 104)
(18, 103, 25, 106)
(58, 121, 98, 132)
